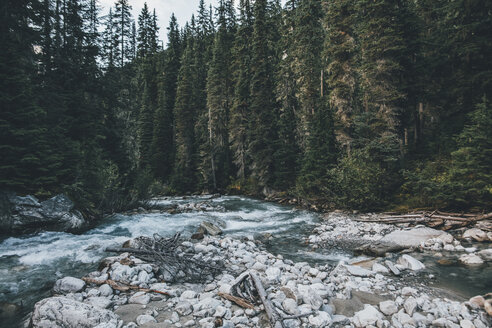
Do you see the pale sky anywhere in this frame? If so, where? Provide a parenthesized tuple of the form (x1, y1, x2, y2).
(99, 0, 286, 45)
(99, 0, 219, 45)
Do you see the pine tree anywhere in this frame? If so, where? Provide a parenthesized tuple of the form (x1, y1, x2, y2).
(202, 0, 236, 191)
(323, 0, 359, 153)
(448, 97, 492, 208)
(173, 36, 197, 192)
(230, 0, 253, 182)
(113, 0, 133, 67)
(149, 15, 177, 181)
(248, 0, 277, 187)
(273, 0, 299, 190)
(0, 0, 53, 192)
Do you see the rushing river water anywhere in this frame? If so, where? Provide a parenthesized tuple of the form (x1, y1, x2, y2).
(0, 196, 490, 326)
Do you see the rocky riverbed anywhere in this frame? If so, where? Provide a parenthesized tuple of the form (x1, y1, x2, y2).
(28, 228, 491, 328)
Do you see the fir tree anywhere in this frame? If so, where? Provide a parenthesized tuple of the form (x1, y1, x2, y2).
(247, 0, 277, 187)
(230, 0, 253, 182)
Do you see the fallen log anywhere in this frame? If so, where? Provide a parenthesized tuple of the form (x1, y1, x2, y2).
(218, 292, 255, 309)
(250, 272, 283, 328)
(82, 277, 169, 295)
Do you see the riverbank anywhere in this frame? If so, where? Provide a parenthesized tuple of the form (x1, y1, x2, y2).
(28, 231, 491, 327)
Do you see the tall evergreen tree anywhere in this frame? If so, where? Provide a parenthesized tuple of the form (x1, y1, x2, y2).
(248, 0, 277, 187)
(230, 0, 253, 182)
(202, 0, 236, 191)
(324, 0, 359, 153)
(113, 0, 133, 67)
(173, 36, 197, 192)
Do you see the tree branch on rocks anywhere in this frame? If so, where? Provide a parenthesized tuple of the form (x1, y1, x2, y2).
(104, 233, 224, 283)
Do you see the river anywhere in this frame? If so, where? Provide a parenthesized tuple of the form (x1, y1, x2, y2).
(0, 195, 490, 326)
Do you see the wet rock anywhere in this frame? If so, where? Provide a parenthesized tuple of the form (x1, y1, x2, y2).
(199, 221, 223, 236)
(353, 305, 383, 327)
(31, 296, 120, 328)
(478, 249, 492, 261)
(397, 254, 425, 271)
(463, 228, 488, 242)
(53, 277, 86, 294)
(1, 193, 87, 234)
(379, 300, 398, 316)
(136, 314, 156, 325)
(459, 254, 484, 266)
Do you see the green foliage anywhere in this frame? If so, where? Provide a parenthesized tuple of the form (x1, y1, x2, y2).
(2, 0, 491, 215)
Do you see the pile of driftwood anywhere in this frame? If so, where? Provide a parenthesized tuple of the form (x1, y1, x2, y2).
(105, 233, 224, 283)
(356, 211, 492, 231)
(218, 271, 313, 328)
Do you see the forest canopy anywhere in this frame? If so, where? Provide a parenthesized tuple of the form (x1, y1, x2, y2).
(1, 0, 491, 213)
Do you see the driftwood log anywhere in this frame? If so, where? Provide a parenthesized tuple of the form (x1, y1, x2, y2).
(250, 272, 284, 328)
(218, 292, 255, 309)
(355, 211, 492, 231)
(82, 277, 169, 295)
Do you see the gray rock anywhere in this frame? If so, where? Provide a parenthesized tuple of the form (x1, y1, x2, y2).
(31, 296, 120, 328)
(282, 298, 300, 315)
(398, 255, 425, 271)
(200, 221, 223, 236)
(463, 228, 488, 242)
(297, 285, 323, 310)
(136, 314, 156, 325)
(345, 265, 374, 277)
(308, 311, 331, 327)
(372, 263, 389, 274)
(460, 319, 475, 328)
(384, 261, 401, 276)
(381, 227, 448, 248)
(175, 301, 193, 316)
(266, 266, 282, 282)
(99, 284, 113, 297)
(478, 249, 492, 261)
(53, 277, 86, 294)
(379, 300, 398, 316)
(353, 305, 383, 328)
(459, 254, 484, 266)
(2, 193, 88, 234)
(85, 296, 112, 309)
(404, 297, 418, 316)
(128, 292, 150, 305)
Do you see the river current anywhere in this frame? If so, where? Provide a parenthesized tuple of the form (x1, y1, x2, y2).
(0, 195, 490, 326)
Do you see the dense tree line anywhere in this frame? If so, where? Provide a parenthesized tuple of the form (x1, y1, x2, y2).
(1, 0, 491, 214)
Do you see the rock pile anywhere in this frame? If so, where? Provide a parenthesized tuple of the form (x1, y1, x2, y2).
(29, 234, 491, 328)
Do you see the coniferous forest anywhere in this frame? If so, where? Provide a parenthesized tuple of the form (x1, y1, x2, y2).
(1, 0, 491, 216)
